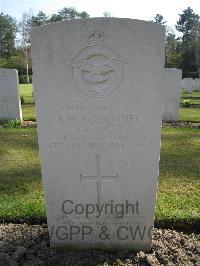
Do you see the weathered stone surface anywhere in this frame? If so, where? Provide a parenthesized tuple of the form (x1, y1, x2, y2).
(0, 68, 22, 121)
(161, 68, 182, 122)
(193, 78, 200, 92)
(31, 18, 165, 251)
(181, 78, 193, 92)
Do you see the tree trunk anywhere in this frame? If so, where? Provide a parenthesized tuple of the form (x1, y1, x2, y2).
(195, 40, 200, 78)
(25, 49, 29, 84)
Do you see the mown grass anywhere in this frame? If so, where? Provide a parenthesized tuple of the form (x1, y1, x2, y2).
(0, 127, 199, 221)
(180, 91, 200, 105)
(0, 128, 44, 218)
(19, 84, 36, 121)
(21, 104, 36, 121)
(19, 84, 34, 104)
(157, 127, 200, 220)
(179, 107, 200, 122)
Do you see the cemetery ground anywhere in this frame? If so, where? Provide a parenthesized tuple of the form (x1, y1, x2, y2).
(0, 84, 199, 265)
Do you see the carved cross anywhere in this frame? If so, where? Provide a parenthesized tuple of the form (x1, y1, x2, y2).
(80, 154, 119, 206)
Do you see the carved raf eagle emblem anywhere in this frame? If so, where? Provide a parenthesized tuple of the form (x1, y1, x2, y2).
(71, 30, 124, 98)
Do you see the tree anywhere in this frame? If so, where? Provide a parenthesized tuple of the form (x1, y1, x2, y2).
(192, 21, 200, 77)
(0, 52, 25, 73)
(176, 7, 200, 77)
(151, 14, 166, 25)
(176, 7, 199, 44)
(49, 7, 89, 22)
(19, 11, 32, 83)
(30, 11, 49, 27)
(165, 30, 182, 68)
(0, 13, 17, 58)
(103, 11, 112, 17)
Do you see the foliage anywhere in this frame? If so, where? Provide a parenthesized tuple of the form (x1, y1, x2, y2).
(192, 21, 200, 77)
(182, 99, 191, 107)
(33, 7, 90, 24)
(165, 29, 182, 68)
(13, 7, 90, 79)
(181, 91, 200, 104)
(0, 13, 17, 58)
(19, 74, 32, 84)
(0, 119, 21, 128)
(18, 12, 32, 83)
(151, 14, 166, 25)
(0, 52, 25, 73)
(176, 7, 200, 78)
(103, 11, 113, 17)
(29, 11, 48, 27)
(1, 7, 200, 81)
(176, 7, 199, 42)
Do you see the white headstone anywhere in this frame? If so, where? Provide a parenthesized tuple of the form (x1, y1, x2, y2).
(31, 18, 165, 251)
(161, 68, 182, 121)
(181, 78, 193, 92)
(0, 68, 22, 121)
(193, 78, 200, 92)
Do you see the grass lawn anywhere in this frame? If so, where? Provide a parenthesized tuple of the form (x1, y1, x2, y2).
(180, 91, 200, 105)
(157, 128, 200, 220)
(19, 84, 36, 121)
(179, 107, 200, 122)
(22, 104, 36, 121)
(0, 128, 44, 218)
(0, 127, 199, 222)
(19, 84, 34, 104)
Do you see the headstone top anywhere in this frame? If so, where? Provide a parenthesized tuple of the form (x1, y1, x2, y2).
(181, 77, 193, 92)
(193, 78, 200, 92)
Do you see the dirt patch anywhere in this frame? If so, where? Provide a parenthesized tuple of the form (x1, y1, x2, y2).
(162, 121, 200, 128)
(0, 224, 199, 265)
(1, 121, 198, 129)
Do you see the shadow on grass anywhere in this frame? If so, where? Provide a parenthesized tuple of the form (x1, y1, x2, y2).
(160, 150, 199, 179)
(0, 128, 38, 157)
(183, 96, 200, 100)
(0, 163, 42, 195)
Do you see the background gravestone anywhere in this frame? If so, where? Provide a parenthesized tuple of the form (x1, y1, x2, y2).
(161, 68, 182, 122)
(31, 18, 165, 251)
(193, 78, 200, 92)
(181, 77, 193, 92)
(0, 68, 22, 121)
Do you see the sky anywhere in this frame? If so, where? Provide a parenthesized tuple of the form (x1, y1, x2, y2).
(1, 0, 200, 33)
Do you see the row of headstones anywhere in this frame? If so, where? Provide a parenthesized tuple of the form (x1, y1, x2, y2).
(0, 67, 182, 122)
(181, 78, 200, 93)
(0, 68, 22, 121)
